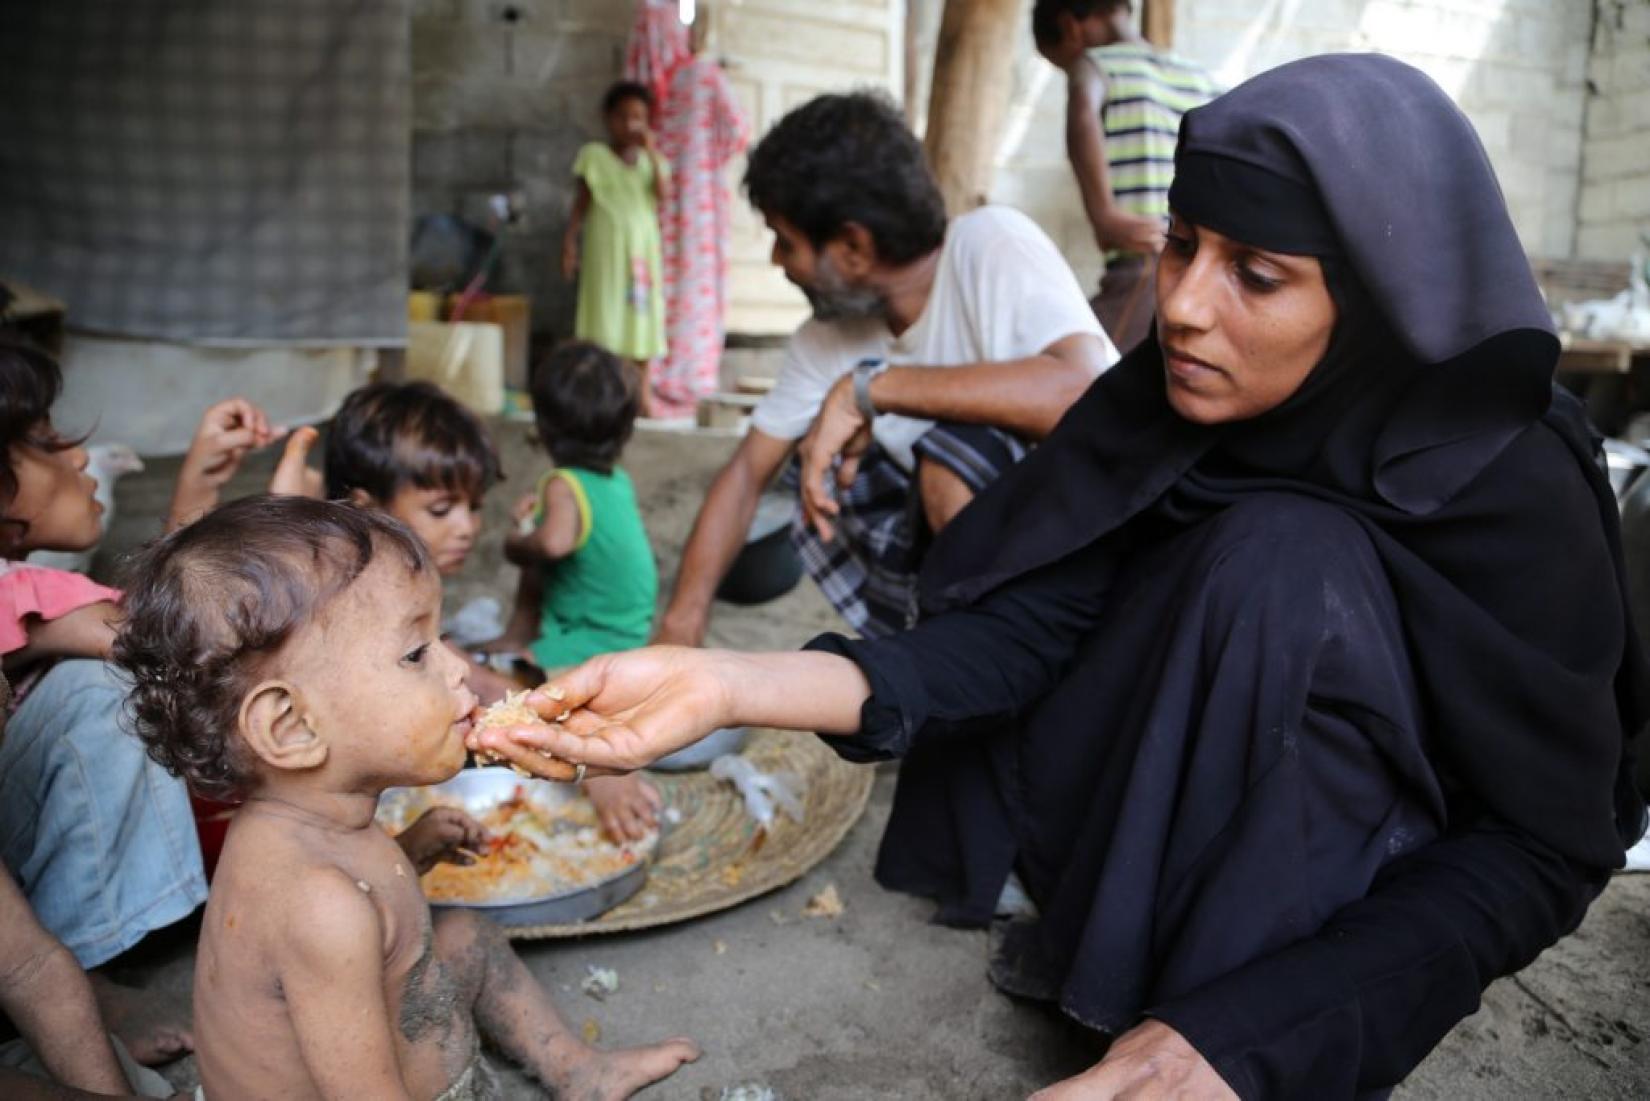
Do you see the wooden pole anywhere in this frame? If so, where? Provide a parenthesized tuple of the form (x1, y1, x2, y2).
(923, 0, 1026, 214)
(1142, 0, 1175, 50)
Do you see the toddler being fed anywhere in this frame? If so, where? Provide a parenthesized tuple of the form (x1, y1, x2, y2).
(112, 495, 697, 1100)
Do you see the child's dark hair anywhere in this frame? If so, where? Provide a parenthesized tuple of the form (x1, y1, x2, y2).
(602, 80, 653, 115)
(113, 495, 430, 800)
(0, 336, 86, 553)
(323, 381, 502, 504)
(1031, 0, 1127, 48)
(529, 341, 639, 475)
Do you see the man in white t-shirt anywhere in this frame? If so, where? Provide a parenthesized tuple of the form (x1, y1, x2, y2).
(657, 91, 1118, 643)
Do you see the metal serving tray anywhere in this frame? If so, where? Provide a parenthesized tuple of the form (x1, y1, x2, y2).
(378, 767, 653, 927)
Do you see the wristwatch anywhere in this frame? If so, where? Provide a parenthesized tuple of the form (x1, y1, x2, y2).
(852, 357, 889, 420)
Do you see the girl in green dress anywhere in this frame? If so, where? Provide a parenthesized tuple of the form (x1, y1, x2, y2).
(562, 82, 670, 414)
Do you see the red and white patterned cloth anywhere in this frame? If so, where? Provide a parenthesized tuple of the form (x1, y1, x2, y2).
(0, 560, 121, 706)
(623, 1, 690, 125)
(653, 54, 750, 418)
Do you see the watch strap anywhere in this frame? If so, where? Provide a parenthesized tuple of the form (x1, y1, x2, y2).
(852, 357, 888, 420)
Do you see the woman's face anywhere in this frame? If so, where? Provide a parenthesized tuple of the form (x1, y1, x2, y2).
(1155, 212, 1336, 425)
(7, 425, 102, 554)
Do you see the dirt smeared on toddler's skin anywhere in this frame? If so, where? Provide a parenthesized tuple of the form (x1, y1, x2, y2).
(398, 926, 463, 1048)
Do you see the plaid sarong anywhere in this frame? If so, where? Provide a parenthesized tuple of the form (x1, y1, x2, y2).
(786, 423, 1029, 639)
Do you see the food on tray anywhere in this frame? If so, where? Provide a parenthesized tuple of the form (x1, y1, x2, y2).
(472, 688, 570, 776)
(409, 784, 655, 904)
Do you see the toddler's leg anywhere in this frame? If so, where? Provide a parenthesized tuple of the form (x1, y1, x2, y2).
(434, 910, 697, 1100)
(632, 359, 654, 418)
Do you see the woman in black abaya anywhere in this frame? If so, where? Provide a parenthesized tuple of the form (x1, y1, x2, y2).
(475, 54, 1648, 1099)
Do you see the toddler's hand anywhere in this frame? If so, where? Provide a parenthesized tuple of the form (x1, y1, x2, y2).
(396, 807, 492, 874)
(584, 773, 663, 842)
(268, 425, 324, 499)
(512, 492, 539, 533)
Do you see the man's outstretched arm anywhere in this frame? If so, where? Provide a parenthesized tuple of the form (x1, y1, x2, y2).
(655, 429, 796, 647)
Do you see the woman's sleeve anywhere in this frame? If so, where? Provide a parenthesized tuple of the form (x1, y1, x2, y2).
(1149, 815, 1608, 1098)
(803, 539, 1113, 763)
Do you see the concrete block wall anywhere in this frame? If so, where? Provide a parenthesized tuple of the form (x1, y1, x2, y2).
(1579, 0, 1650, 261)
(992, 0, 1603, 284)
(412, 0, 631, 342)
(412, 0, 901, 341)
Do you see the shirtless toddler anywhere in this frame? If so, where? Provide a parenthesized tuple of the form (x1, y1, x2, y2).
(112, 495, 697, 1100)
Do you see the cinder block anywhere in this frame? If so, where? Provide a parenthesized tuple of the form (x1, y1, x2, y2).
(1562, 41, 1589, 88)
(1541, 209, 1577, 258)
(413, 18, 509, 85)
(1580, 179, 1617, 222)
(1586, 131, 1649, 179)
(1468, 108, 1513, 154)
(1625, 2, 1650, 38)
(509, 129, 589, 188)
(1584, 95, 1630, 141)
(1615, 174, 1650, 219)
(1615, 46, 1650, 94)
(412, 0, 460, 20)
(561, 0, 637, 34)
(413, 129, 513, 188)
(510, 28, 623, 87)
(1577, 220, 1638, 261)
(1550, 123, 1584, 168)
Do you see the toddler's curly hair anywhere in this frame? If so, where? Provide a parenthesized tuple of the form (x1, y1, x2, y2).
(112, 494, 430, 800)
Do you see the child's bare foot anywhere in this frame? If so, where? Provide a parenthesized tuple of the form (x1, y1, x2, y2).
(551, 1038, 700, 1100)
(90, 972, 194, 1065)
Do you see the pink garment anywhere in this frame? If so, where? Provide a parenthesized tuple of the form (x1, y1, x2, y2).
(0, 561, 121, 704)
(623, 1, 690, 124)
(0, 561, 120, 656)
(653, 55, 750, 418)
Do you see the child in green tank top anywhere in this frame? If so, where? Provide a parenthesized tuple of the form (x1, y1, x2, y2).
(497, 342, 664, 840)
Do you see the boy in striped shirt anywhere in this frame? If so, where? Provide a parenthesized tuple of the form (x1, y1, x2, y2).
(1033, 0, 1218, 352)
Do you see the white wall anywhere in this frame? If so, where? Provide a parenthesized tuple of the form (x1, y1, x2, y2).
(991, 0, 1602, 289)
(1579, 0, 1650, 260)
(714, 0, 905, 335)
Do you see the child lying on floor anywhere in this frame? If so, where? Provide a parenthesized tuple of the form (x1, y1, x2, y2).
(317, 379, 662, 842)
(112, 495, 697, 1100)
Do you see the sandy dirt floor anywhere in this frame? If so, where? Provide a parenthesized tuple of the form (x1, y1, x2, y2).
(88, 420, 1650, 1099)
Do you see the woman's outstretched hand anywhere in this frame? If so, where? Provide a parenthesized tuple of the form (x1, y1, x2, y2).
(466, 646, 734, 779)
(1028, 1021, 1235, 1101)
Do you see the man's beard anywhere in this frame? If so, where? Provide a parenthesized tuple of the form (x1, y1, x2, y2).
(803, 254, 885, 321)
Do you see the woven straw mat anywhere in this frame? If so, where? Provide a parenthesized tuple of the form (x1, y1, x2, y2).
(509, 728, 873, 939)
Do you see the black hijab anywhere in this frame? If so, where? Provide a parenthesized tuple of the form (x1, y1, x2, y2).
(921, 54, 1647, 869)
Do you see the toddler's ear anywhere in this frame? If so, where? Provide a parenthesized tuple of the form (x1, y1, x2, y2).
(240, 680, 329, 773)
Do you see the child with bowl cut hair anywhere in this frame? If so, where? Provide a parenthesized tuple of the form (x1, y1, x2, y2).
(321, 380, 502, 577)
(113, 494, 698, 1101)
(314, 378, 661, 842)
